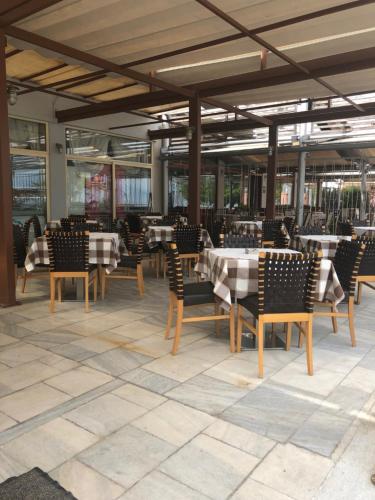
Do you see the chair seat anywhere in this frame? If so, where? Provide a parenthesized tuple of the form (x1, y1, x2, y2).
(183, 281, 215, 306)
(238, 293, 308, 316)
(119, 255, 138, 269)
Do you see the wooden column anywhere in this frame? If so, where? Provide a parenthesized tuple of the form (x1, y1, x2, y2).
(265, 125, 278, 219)
(0, 33, 16, 307)
(188, 94, 201, 224)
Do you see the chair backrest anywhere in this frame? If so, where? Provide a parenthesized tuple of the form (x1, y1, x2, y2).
(262, 219, 282, 241)
(60, 218, 72, 231)
(32, 215, 42, 238)
(13, 224, 26, 267)
(163, 214, 181, 225)
(295, 224, 326, 236)
(23, 217, 32, 247)
(273, 226, 289, 249)
(46, 231, 90, 272)
(126, 214, 142, 233)
(134, 229, 146, 263)
(283, 216, 295, 238)
(119, 220, 132, 251)
(166, 243, 184, 300)
(173, 225, 201, 254)
(68, 214, 86, 225)
(74, 222, 103, 232)
(337, 221, 355, 237)
(356, 237, 375, 276)
(258, 251, 322, 314)
(219, 232, 261, 248)
(211, 220, 226, 247)
(333, 239, 365, 294)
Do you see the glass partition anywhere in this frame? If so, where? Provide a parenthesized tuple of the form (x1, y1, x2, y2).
(115, 165, 151, 217)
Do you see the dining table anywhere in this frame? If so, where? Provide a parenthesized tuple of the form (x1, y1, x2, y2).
(291, 234, 351, 259)
(354, 226, 375, 237)
(145, 225, 213, 248)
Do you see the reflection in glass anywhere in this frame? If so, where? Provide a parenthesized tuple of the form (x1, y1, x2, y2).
(10, 118, 46, 151)
(168, 168, 216, 209)
(11, 155, 47, 225)
(67, 160, 112, 221)
(115, 166, 151, 217)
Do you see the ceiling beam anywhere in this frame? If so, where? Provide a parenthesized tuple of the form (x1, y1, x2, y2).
(55, 45, 375, 122)
(0, 0, 64, 26)
(195, 0, 364, 112)
(148, 101, 375, 139)
(202, 97, 272, 126)
(125, 0, 375, 69)
(19, 62, 68, 82)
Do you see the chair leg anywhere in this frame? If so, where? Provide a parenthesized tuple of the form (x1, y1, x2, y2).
(258, 317, 264, 378)
(156, 252, 160, 279)
(84, 276, 90, 312)
(348, 297, 356, 347)
(229, 305, 235, 353)
(93, 272, 98, 303)
(49, 275, 55, 313)
(356, 282, 362, 305)
(305, 320, 313, 375)
(286, 323, 292, 351)
(101, 269, 106, 299)
(137, 264, 144, 296)
(165, 295, 174, 339)
(298, 322, 304, 348)
(57, 279, 62, 302)
(236, 305, 243, 353)
(172, 301, 183, 355)
(22, 269, 28, 293)
(331, 303, 338, 333)
(214, 302, 221, 337)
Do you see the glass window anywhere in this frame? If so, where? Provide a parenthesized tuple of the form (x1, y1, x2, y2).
(66, 128, 152, 164)
(9, 118, 46, 151)
(115, 165, 151, 217)
(67, 160, 112, 220)
(224, 173, 241, 209)
(11, 155, 47, 226)
(168, 169, 216, 209)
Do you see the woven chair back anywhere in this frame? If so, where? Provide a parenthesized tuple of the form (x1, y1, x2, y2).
(295, 225, 326, 236)
(356, 237, 375, 276)
(333, 240, 365, 294)
(262, 220, 282, 241)
(337, 221, 355, 237)
(46, 231, 90, 272)
(166, 243, 184, 299)
(220, 232, 261, 248)
(13, 224, 26, 266)
(119, 221, 132, 251)
(258, 251, 321, 314)
(283, 217, 296, 238)
(126, 214, 142, 233)
(173, 225, 201, 254)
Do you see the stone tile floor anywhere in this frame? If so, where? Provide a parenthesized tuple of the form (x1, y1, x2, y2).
(0, 271, 375, 499)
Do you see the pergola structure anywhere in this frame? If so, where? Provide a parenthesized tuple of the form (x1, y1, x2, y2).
(2, 0, 375, 307)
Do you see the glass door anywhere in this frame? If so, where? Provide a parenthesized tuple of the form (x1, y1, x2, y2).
(115, 165, 151, 217)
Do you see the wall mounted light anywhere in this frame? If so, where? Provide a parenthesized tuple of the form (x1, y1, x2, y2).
(7, 85, 18, 106)
(185, 126, 195, 141)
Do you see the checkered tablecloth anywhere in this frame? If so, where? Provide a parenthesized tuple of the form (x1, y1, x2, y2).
(354, 226, 375, 237)
(25, 233, 126, 274)
(291, 235, 351, 259)
(141, 216, 188, 228)
(146, 225, 213, 248)
(232, 220, 290, 239)
(195, 247, 345, 309)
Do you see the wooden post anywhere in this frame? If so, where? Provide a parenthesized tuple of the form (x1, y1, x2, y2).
(0, 33, 16, 307)
(265, 125, 278, 219)
(188, 93, 201, 224)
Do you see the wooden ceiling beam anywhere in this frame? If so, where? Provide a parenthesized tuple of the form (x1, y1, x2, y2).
(55, 45, 375, 122)
(0, 0, 64, 26)
(195, 0, 364, 112)
(19, 62, 68, 82)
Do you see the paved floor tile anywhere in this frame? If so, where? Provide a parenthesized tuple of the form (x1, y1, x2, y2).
(0, 383, 70, 422)
(231, 477, 293, 500)
(144, 353, 214, 382)
(79, 425, 176, 489)
(50, 460, 124, 500)
(112, 383, 166, 409)
(159, 434, 259, 500)
(45, 366, 113, 396)
(1, 418, 98, 471)
(133, 400, 214, 446)
(0, 333, 18, 347)
(83, 348, 152, 376)
(251, 443, 333, 500)
(0, 361, 60, 397)
(0, 412, 16, 432)
(65, 393, 146, 436)
(0, 343, 49, 367)
(121, 368, 179, 394)
(119, 470, 208, 500)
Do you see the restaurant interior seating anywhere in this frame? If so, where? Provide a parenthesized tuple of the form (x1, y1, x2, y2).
(165, 243, 235, 355)
(219, 231, 261, 248)
(295, 224, 326, 236)
(237, 251, 322, 377)
(354, 236, 375, 304)
(46, 230, 98, 313)
(171, 224, 202, 277)
(262, 219, 283, 247)
(337, 220, 355, 237)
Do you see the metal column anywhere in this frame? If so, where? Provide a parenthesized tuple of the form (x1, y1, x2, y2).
(265, 125, 278, 219)
(188, 94, 201, 224)
(0, 33, 16, 307)
(296, 151, 307, 227)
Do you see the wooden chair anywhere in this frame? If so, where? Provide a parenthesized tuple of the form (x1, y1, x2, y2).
(13, 224, 27, 286)
(283, 216, 296, 239)
(171, 224, 202, 277)
(262, 219, 282, 247)
(237, 251, 322, 378)
(101, 228, 145, 298)
(313, 239, 364, 347)
(126, 213, 142, 237)
(18, 224, 50, 293)
(355, 237, 375, 304)
(295, 224, 326, 236)
(219, 231, 261, 248)
(337, 221, 355, 237)
(46, 230, 97, 313)
(165, 243, 235, 355)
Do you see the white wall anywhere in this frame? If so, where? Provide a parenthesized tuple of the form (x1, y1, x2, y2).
(9, 91, 163, 218)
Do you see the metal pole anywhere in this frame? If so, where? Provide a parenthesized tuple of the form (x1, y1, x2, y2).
(265, 125, 278, 219)
(360, 161, 367, 221)
(296, 151, 307, 227)
(188, 93, 201, 224)
(0, 33, 16, 307)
